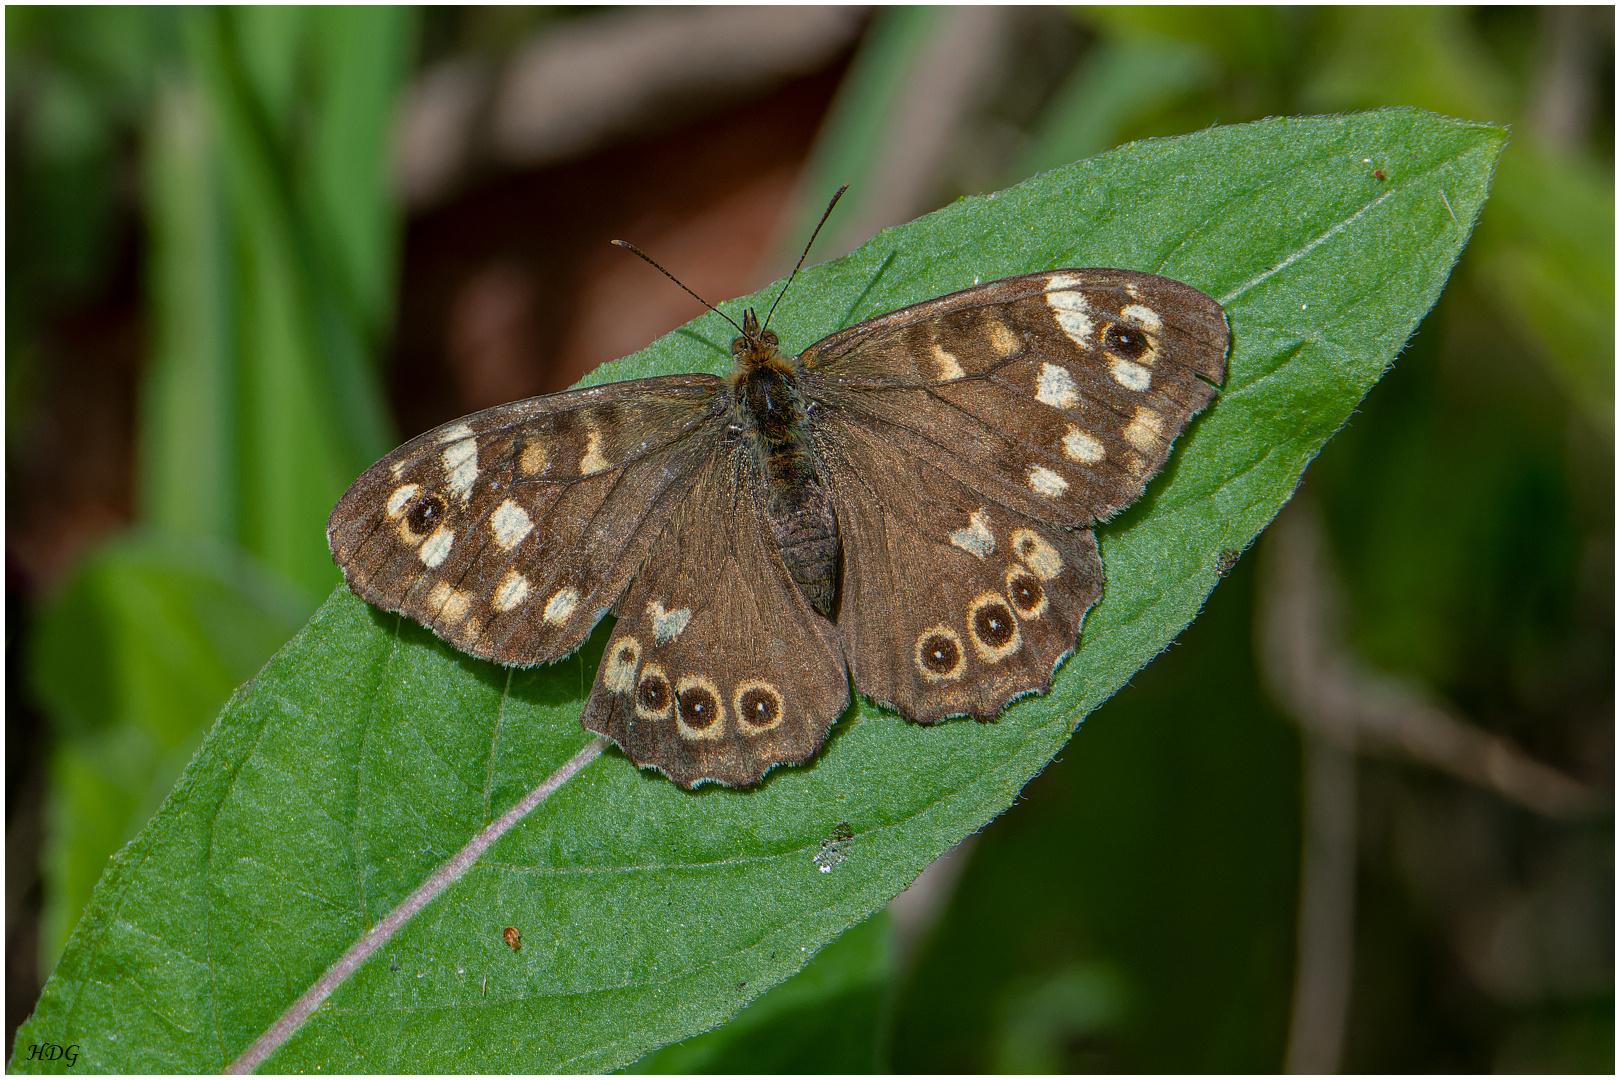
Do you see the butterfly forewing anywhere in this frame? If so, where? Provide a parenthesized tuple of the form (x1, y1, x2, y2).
(328, 375, 722, 666)
(580, 445, 849, 787)
(801, 269, 1227, 524)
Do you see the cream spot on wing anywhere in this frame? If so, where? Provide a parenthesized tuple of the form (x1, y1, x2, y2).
(492, 570, 530, 612)
(674, 675, 726, 740)
(579, 430, 609, 475)
(1122, 303, 1163, 333)
(1012, 528, 1063, 580)
(442, 438, 479, 502)
(520, 442, 549, 476)
(734, 680, 784, 733)
(420, 528, 454, 568)
(966, 591, 1022, 663)
(931, 343, 966, 381)
(1123, 407, 1164, 451)
(387, 484, 420, 516)
(427, 582, 471, 624)
(391, 460, 406, 479)
(986, 318, 1020, 358)
(1110, 357, 1152, 391)
(949, 508, 996, 559)
(1027, 465, 1069, 498)
(1035, 362, 1078, 409)
(915, 625, 966, 682)
(489, 499, 533, 550)
(543, 587, 579, 625)
(1045, 286, 1093, 345)
(437, 422, 474, 443)
(601, 637, 641, 694)
(1047, 272, 1086, 291)
(646, 600, 692, 644)
(1063, 426, 1105, 464)
(1125, 282, 1142, 299)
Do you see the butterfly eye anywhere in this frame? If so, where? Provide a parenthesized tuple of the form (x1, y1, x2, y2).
(405, 493, 448, 536)
(762, 330, 779, 346)
(1102, 321, 1151, 361)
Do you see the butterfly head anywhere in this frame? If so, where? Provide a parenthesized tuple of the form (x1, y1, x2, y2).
(731, 308, 784, 371)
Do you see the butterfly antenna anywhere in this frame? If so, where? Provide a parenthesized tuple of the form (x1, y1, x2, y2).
(610, 239, 745, 335)
(762, 183, 849, 331)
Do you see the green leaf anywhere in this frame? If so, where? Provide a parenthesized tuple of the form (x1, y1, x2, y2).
(629, 910, 894, 1073)
(28, 535, 314, 968)
(12, 110, 1503, 1073)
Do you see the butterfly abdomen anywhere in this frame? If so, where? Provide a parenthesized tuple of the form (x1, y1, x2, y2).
(739, 363, 840, 619)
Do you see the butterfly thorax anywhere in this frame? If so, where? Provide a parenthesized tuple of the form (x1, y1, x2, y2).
(728, 309, 840, 619)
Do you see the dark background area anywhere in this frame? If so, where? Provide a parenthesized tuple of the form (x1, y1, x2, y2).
(8, 6, 1612, 1071)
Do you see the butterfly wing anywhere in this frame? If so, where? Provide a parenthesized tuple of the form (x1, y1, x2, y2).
(802, 268, 1226, 722)
(818, 410, 1103, 722)
(801, 268, 1227, 526)
(328, 374, 723, 666)
(579, 440, 849, 788)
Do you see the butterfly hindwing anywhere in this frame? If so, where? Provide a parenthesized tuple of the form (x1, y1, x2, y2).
(580, 444, 849, 787)
(801, 269, 1227, 526)
(820, 411, 1103, 722)
(327, 375, 722, 666)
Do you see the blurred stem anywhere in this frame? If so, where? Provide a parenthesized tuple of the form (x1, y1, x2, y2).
(1258, 491, 1603, 1069)
(1285, 729, 1356, 1073)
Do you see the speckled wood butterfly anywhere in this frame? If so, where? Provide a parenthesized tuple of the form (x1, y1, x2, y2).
(329, 210, 1228, 788)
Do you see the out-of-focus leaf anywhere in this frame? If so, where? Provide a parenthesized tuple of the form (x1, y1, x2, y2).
(630, 911, 894, 1073)
(29, 535, 313, 966)
(148, 8, 405, 601)
(12, 111, 1502, 1073)
(1471, 149, 1614, 431)
(778, 4, 946, 262)
(1014, 36, 1218, 182)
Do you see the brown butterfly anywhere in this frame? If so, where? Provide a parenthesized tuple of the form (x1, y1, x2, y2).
(328, 203, 1228, 788)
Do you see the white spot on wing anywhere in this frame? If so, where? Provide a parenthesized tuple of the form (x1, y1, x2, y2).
(492, 570, 530, 612)
(1122, 303, 1163, 333)
(442, 438, 479, 502)
(1047, 272, 1086, 291)
(580, 430, 609, 475)
(437, 423, 474, 443)
(647, 600, 692, 644)
(1027, 465, 1069, 498)
(949, 508, 996, 559)
(1123, 407, 1165, 451)
(932, 344, 966, 381)
(543, 587, 579, 625)
(1046, 285, 1093, 344)
(420, 528, 454, 568)
(490, 499, 533, 550)
(387, 484, 419, 516)
(1110, 357, 1152, 391)
(1036, 363, 1078, 409)
(1063, 426, 1105, 463)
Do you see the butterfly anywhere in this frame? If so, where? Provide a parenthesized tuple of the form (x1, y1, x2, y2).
(328, 207, 1228, 788)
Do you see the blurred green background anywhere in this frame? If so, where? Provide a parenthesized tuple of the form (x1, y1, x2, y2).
(7, 6, 1611, 1072)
